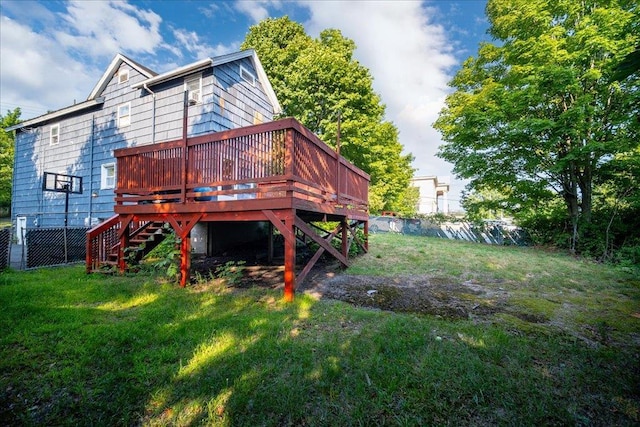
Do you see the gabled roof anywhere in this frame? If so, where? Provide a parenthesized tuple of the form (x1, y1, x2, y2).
(5, 97, 105, 132)
(133, 49, 281, 115)
(6, 53, 156, 132)
(6, 50, 281, 132)
(88, 53, 157, 100)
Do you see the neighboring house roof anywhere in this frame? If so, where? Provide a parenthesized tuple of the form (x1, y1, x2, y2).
(132, 49, 282, 115)
(411, 176, 450, 191)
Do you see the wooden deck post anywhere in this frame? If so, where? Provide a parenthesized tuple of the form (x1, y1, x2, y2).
(267, 221, 274, 264)
(341, 217, 349, 261)
(166, 213, 202, 288)
(364, 220, 369, 252)
(284, 214, 295, 302)
(263, 209, 297, 301)
(179, 233, 191, 288)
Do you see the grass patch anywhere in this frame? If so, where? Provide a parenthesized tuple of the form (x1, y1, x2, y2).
(1, 235, 639, 426)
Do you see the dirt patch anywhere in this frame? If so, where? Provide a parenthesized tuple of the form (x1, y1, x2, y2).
(301, 271, 510, 320)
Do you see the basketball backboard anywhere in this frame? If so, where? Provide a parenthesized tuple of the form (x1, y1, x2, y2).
(42, 172, 83, 194)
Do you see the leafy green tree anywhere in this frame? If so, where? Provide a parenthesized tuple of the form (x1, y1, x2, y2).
(434, 0, 639, 252)
(0, 108, 21, 211)
(242, 17, 414, 213)
(461, 186, 511, 223)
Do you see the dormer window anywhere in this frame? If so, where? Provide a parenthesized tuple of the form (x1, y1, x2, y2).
(240, 65, 255, 86)
(119, 68, 129, 84)
(50, 124, 60, 145)
(185, 75, 202, 105)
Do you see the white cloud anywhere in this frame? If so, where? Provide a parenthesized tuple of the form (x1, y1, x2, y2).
(234, 0, 281, 23)
(0, 16, 95, 116)
(0, 0, 227, 120)
(56, 0, 164, 58)
(172, 28, 238, 60)
(299, 1, 463, 207)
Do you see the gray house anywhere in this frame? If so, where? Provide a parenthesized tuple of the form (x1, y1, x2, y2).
(8, 50, 281, 243)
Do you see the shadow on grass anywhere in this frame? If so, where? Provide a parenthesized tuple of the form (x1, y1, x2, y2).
(1, 266, 639, 426)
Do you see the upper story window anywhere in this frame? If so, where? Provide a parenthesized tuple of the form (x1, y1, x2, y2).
(118, 68, 129, 84)
(239, 65, 255, 86)
(117, 103, 131, 128)
(185, 75, 202, 105)
(101, 163, 116, 189)
(50, 124, 60, 146)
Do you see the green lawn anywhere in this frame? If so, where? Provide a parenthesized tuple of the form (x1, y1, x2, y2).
(1, 234, 639, 426)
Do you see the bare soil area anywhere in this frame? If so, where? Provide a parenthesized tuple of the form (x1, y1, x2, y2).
(194, 257, 525, 322)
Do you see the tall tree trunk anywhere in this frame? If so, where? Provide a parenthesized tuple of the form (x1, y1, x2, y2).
(578, 163, 593, 225)
(563, 164, 581, 254)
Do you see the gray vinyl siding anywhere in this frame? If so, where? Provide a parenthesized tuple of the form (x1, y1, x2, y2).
(11, 56, 277, 229)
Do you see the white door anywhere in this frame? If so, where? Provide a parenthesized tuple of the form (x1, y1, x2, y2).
(16, 216, 27, 245)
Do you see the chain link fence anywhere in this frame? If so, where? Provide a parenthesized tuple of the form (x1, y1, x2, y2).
(0, 228, 10, 270)
(25, 227, 89, 269)
(369, 216, 531, 246)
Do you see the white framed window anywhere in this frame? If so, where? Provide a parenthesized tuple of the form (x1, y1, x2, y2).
(50, 124, 60, 145)
(119, 68, 129, 84)
(117, 103, 131, 128)
(185, 75, 202, 104)
(239, 65, 255, 86)
(101, 163, 116, 189)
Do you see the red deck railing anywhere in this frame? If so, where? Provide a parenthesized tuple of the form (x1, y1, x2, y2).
(113, 117, 370, 213)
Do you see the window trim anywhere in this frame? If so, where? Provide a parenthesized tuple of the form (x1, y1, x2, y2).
(185, 75, 202, 104)
(49, 124, 60, 146)
(101, 163, 116, 190)
(239, 65, 256, 86)
(117, 102, 131, 128)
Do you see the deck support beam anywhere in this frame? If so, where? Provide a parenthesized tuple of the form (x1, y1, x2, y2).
(166, 213, 202, 287)
(294, 217, 349, 267)
(284, 215, 296, 302)
(263, 209, 296, 301)
(295, 222, 341, 286)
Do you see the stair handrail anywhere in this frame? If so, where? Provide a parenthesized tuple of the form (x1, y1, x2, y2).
(86, 214, 120, 273)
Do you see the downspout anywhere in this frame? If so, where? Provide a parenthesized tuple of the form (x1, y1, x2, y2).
(143, 83, 156, 144)
(10, 128, 18, 222)
(87, 114, 95, 223)
(181, 90, 189, 203)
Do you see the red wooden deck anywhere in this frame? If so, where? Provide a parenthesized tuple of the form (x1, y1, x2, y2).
(87, 118, 369, 300)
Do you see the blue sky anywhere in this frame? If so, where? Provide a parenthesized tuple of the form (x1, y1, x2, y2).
(0, 0, 490, 210)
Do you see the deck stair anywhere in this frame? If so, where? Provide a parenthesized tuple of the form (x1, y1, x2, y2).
(111, 221, 170, 267)
(87, 216, 171, 272)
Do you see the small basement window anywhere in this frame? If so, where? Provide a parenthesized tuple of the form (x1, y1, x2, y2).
(117, 103, 131, 127)
(101, 163, 116, 189)
(185, 75, 202, 104)
(50, 124, 60, 145)
(240, 65, 255, 86)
